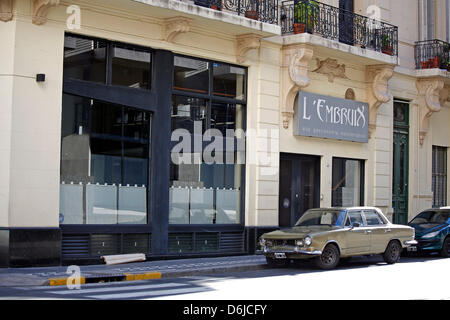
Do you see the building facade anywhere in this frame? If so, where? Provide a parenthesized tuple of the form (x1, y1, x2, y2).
(0, 0, 449, 267)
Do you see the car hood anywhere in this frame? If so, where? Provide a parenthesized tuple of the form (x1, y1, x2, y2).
(408, 223, 448, 236)
(261, 226, 340, 240)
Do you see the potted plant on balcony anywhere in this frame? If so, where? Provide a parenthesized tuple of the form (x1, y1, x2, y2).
(420, 60, 429, 69)
(293, 0, 318, 34)
(428, 56, 440, 68)
(245, 0, 259, 20)
(381, 34, 393, 55)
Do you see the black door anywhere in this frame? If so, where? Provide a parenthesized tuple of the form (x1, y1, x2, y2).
(339, 0, 354, 45)
(279, 154, 320, 227)
(392, 101, 409, 225)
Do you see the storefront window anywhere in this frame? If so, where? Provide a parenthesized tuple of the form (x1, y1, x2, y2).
(332, 158, 364, 207)
(174, 56, 209, 94)
(111, 44, 151, 89)
(213, 63, 246, 100)
(59, 94, 150, 224)
(64, 34, 151, 90)
(169, 56, 246, 225)
(64, 35, 107, 83)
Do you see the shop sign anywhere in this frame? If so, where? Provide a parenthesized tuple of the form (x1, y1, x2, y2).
(296, 91, 369, 143)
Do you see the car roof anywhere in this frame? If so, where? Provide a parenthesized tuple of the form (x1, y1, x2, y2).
(309, 206, 381, 211)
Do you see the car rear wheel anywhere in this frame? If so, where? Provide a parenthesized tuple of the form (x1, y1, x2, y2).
(383, 240, 401, 264)
(440, 237, 450, 258)
(315, 244, 340, 270)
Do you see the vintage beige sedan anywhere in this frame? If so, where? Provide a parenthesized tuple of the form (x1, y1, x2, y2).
(259, 207, 417, 270)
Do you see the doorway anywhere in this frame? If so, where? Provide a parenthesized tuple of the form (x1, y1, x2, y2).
(279, 153, 321, 227)
(392, 100, 409, 225)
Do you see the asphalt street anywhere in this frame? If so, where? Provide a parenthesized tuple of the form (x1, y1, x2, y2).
(0, 255, 448, 300)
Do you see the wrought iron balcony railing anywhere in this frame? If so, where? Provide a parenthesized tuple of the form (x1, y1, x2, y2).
(415, 39, 450, 70)
(280, 0, 398, 57)
(193, 0, 279, 24)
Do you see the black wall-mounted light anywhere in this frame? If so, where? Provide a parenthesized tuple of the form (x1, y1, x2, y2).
(36, 74, 46, 82)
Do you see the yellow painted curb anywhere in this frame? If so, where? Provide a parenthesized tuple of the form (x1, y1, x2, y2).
(48, 277, 86, 286)
(124, 272, 162, 281)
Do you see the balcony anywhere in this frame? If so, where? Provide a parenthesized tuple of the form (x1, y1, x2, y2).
(415, 39, 450, 71)
(279, 0, 398, 57)
(192, 0, 279, 24)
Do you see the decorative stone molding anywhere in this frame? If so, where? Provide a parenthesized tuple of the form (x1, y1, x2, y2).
(416, 77, 446, 145)
(32, 0, 59, 25)
(164, 16, 191, 43)
(281, 44, 314, 129)
(0, 0, 13, 22)
(366, 64, 395, 137)
(236, 33, 261, 64)
(312, 58, 348, 82)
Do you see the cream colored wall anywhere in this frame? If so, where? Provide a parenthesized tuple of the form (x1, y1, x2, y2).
(0, 21, 16, 227)
(3, 12, 64, 227)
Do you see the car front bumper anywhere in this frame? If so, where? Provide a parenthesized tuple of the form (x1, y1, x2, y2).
(412, 238, 442, 251)
(262, 246, 322, 258)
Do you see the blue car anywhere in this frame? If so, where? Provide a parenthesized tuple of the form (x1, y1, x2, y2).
(407, 208, 450, 257)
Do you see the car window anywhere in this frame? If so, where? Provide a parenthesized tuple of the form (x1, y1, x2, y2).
(364, 210, 384, 226)
(346, 211, 364, 226)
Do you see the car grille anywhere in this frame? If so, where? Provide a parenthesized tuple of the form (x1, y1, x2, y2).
(269, 240, 296, 247)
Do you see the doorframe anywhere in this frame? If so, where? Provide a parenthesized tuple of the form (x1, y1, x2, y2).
(392, 99, 410, 225)
(279, 153, 321, 227)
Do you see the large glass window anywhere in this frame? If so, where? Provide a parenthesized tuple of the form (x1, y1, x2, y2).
(60, 94, 150, 224)
(64, 34, 151, 90)
(174, 56, 209, 94)
(64, 35, 107, 83)
(170, 56, 246, 225)
(111, 44, 151, 89)
(332, 158, 364, 207)
(213, 63, 246, 100)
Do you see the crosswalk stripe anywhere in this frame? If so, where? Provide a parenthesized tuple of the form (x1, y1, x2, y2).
(47, 282, 187, 295)
(87, 286, 208, 300)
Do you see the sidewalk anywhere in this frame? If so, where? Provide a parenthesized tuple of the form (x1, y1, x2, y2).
(0, 255, 268, 287)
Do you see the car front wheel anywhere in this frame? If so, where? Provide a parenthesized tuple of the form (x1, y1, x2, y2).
(315, 244, 340, 270)
(383, 240, 401, 264)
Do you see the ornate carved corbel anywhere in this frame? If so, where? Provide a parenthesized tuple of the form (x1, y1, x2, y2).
(366, 64, 395, 137)
(0, 0, 13, 22)
(281, 44, 314, 129)
(32, 0, 59, 25)
(164, 17, 191, 43)
(236, 33, 261, 64)
(416, 77, 445, 146)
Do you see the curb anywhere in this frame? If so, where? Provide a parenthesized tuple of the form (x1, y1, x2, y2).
(46, 264, 267, 286)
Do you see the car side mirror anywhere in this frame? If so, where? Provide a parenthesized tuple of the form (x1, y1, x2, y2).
(352, 222, 361, 228)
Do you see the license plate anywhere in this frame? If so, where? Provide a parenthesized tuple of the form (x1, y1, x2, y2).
(407, 246, 417, 252)
(274, 253, 286, 259)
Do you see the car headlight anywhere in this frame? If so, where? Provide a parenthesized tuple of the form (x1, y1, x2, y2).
(295, 239, 304, 247)
(304, 236, 312, 246)
(422, 231, 440, 239)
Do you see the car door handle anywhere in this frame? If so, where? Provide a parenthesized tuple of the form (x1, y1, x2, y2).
(365, 230, 372, 234)
(385, 229, 391, 233)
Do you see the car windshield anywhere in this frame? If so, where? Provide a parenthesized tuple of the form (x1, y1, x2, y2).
(295, 209, 346, 227)
(409, 211, 450, 225)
